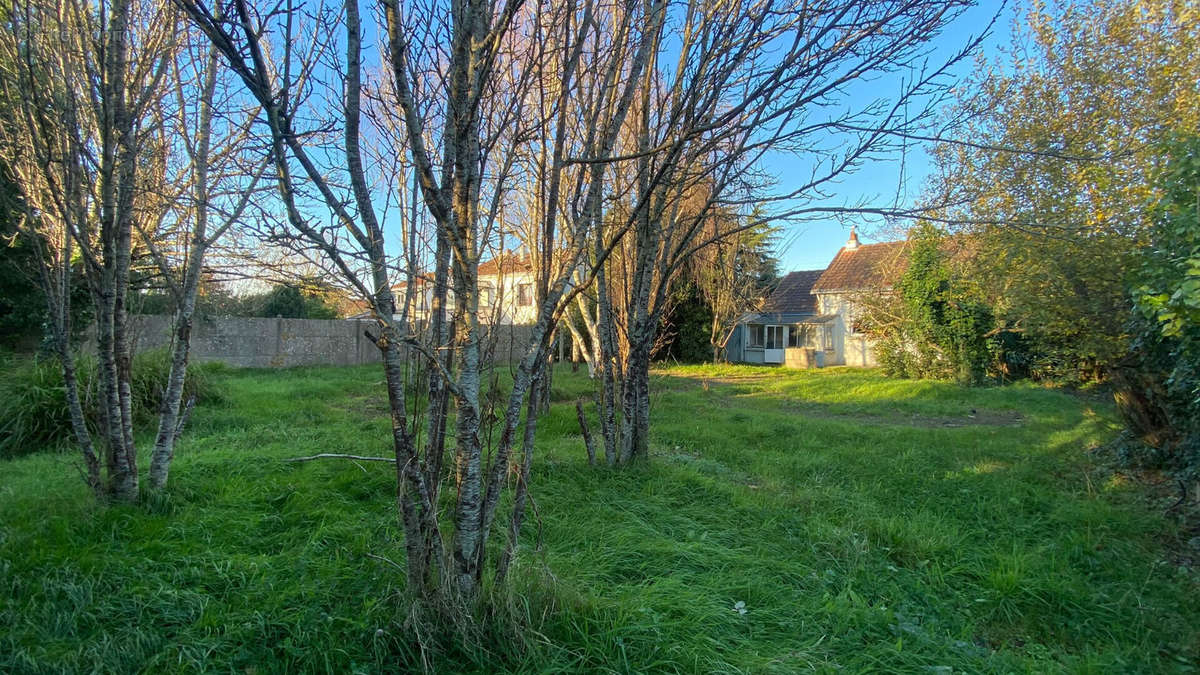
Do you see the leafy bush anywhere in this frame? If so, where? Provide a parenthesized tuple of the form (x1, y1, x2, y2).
(875, 334, 912, 378)
(0, 349, 222, 459)
(870, 224, 994, 385)
(1116, 135, 1200, 488)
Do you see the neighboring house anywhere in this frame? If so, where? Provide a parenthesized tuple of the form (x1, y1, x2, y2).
(474, 253, 540, 325)
(724, 228, 908, 368)
(356, 252, 541, 325)
(722, 268, 833, 367)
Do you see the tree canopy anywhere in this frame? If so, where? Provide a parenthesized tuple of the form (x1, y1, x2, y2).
(922, 0, 1200, 379)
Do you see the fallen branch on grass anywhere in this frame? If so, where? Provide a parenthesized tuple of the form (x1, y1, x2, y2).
(283, 453, 396, 463)
(173, 395, 196, 443)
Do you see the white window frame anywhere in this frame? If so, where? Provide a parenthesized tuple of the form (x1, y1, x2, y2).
(765, 325, 784, 350)
(747, 324, 764, 348)
(788, 324, 805, 348)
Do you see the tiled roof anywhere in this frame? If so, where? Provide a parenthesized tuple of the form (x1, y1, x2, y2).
(762, 269, 823, 313)
(338, 297, 372, 317)
(477, 252, 534, 276)
(392, 250, 533, 290)
(391, 273, 435, 291)
(811, 240, 908, 293)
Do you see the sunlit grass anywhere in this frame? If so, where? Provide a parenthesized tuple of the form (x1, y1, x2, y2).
(0, 363, 1196, 672)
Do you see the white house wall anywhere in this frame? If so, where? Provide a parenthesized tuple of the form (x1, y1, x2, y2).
(816, 292, 880, 367)
(396, 271, 540, 326)
(483, 273, 539, 325)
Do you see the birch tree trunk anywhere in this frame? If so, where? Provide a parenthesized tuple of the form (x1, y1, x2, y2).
(148, 49, 219, 490)
(1, 0, 177, 502)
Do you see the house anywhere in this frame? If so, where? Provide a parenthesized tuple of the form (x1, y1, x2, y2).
(360, 252, 541, 325)
(721, 268, 834, 367)
(475, 253, 540, 325)
(724, 228, 907, 367)
(810, 228, 907, 367)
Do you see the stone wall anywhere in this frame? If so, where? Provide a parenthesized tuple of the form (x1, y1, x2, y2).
(126, 315, 534, 368)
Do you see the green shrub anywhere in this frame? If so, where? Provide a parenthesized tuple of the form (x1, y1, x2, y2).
(1117, 135, 1200, 487)
(867, 224, 995, 385)
(0, 349, 222, 459)
(875, 334, 913, 378)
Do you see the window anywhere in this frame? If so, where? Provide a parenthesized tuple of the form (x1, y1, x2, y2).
(517, 283, 533, 306)
(765, 325, 783, 350)
(788, 325, 806, 348)
(822, 324, 833, 351)
(748, 324, 764, 347)
(480, 283, 495, 306)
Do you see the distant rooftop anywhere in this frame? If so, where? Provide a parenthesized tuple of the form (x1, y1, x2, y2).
(477, 251, 534, 276)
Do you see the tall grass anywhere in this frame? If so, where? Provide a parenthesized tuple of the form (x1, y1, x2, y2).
(0, 349, 223, 458)
(0, 363, 1196, 672)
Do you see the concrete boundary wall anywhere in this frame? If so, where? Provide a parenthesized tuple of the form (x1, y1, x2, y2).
(128, 315, 534, 368)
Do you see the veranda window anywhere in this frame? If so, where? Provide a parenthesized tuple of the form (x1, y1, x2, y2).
(748, 324, 764, 347)
(765, 325, 784, 350)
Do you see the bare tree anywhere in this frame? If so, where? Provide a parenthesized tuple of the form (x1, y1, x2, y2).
(579, 0, 979, 463)
(0, 0, 179, 500)
(141, 33, 267, 489)
(686, 214, 777, 363)
(172, 0, 675, 608)
(172, 1, 979, 626)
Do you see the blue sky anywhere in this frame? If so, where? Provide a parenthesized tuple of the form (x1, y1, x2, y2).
(287, 1, 1018, 280)
(772, 2, 1013, 272)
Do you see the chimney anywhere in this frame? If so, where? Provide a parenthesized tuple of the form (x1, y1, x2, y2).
(845, 225, 860, 250)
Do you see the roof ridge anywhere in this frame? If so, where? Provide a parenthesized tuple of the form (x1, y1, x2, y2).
(811, 239, 908, 293)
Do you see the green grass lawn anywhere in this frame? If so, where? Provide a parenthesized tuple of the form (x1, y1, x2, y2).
(1, 364, 1196, 673)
